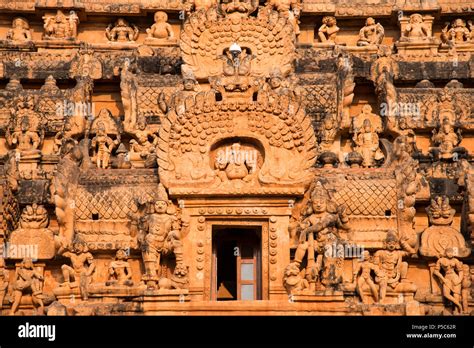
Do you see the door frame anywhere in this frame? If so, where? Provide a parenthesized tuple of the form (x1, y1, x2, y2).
(206, 219, 269, 301)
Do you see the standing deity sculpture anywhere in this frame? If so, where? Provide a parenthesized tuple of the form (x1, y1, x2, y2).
(6, 17, 32, 42)
(318, 16, 339, 43)
(10, 258, 44, 315)
(353, 251, 386, 304)
(137, 185, 188, 289)
(106, 18, 139, 42)
(91, 121, 117, 169)
(288, 182, 349, 292)
(461, 264, 471, 314)
(357, 17, 384, 46)
(43, 10, 79, 40)
(433, 248, 464, 314)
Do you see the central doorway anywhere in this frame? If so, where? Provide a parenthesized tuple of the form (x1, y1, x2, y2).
(211, 226, 262, 301)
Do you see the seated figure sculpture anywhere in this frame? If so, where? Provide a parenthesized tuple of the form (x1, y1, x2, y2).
(317, 16, 339, 43)
(106, 249, 133, 287)
(145, 11, 176, 46)
(441, 19, 471, 46)
(106, 18, 139, 42)
(402, 13, 430, 41)
(357, 17, 384, 46)
(373, 231, 417, 301)
(43, 10, 79, 40)
(6, 17, 32, 42)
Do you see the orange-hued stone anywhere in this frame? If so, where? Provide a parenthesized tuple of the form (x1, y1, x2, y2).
(0, 0, 472, 316)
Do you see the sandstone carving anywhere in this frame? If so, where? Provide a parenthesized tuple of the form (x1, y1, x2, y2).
(0, 257, 8, 311)
(106, 18, 139, 43)
(145, 11, 177, 46)
(43, 10, 79, 41)
(137, 184, 188, 289)
(58, 242, 96, 300)
(0, 0, 472, 317)
(6, 17, 32, 42)
(373, 231, 417, 301)
(433, 248, 465, 314)
(441, 19, 471, 46)
(353, 251, 385, 304)
(10, 258, 44, 315)
(357, 17, 384, 46)
(106, 249, 133, 286)
(420, 196, 470, 258)
(9, 204, 55, 260)
(317, 16, 339, 44)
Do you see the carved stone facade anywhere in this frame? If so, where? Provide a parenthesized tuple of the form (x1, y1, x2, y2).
(0, 0, 472, 316)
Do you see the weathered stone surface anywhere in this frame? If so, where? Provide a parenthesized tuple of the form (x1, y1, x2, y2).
(0, 0, 472, 317)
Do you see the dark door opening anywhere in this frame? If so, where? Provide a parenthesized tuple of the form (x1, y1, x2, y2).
(212, 226, 261, 301)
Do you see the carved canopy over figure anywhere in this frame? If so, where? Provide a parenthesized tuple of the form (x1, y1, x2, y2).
(6, 17, 32, 42)
(357, 17, 384, 46)
(43, 10, 79, 40)
(106, 18, 139, 42)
